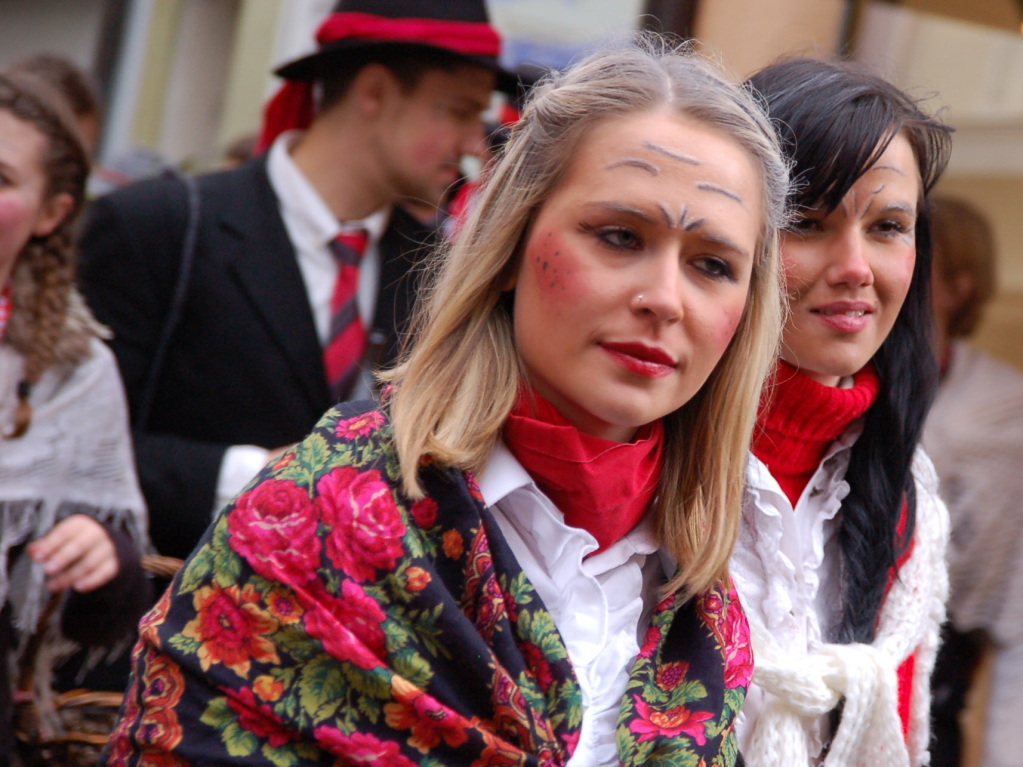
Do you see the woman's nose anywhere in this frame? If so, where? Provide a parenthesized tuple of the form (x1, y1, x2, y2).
(631, 258, 684, 324)
(826, 229, 874, 288)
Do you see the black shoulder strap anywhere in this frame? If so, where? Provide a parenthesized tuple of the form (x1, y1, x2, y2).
(135, 170, 200, 430)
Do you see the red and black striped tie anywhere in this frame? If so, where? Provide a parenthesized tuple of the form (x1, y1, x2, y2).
(324, 229, 368, 400)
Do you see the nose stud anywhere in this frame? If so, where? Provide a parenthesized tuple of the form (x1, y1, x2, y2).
(632, 294, 645, 309)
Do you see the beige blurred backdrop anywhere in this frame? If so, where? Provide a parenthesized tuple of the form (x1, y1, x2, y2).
(0, 0, 1018, 371)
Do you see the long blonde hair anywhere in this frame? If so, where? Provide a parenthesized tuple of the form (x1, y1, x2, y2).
(385, 37, 788, 597)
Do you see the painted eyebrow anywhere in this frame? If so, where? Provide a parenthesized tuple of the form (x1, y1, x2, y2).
(878, 201, 917, 215)
(656, 203, 674, 228)
(696, 181, 744, 206)
(838, 196, 917, 219)
(605, 157, 660, 175)
(589, 201, 658, 222)
(642, 141, 700, 166)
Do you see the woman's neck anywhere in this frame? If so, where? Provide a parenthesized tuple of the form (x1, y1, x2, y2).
(753, 361, 880, 506)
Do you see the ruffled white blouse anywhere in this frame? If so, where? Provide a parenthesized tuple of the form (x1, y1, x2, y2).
(731, 429, 949, 767)
(478, 442, 671, 767)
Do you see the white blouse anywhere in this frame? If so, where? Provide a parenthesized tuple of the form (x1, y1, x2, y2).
(731, 427, 859, 757)
(478, 442, 671, 767)
(731, 432, 949, 767)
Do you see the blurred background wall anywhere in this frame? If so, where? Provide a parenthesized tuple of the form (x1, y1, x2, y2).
(0, 0, 1019, 371)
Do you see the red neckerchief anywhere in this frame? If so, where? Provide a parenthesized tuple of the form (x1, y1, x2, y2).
(753, 361, 880, 507)
(503, 388, 664, 553)
(0, 284, 12, 341)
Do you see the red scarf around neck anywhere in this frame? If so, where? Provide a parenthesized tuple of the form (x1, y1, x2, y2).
(753, 360, 880, 506)
(503, 389, 664, 553)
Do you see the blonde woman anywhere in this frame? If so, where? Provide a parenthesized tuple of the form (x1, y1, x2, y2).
(108, 39, 788, 766)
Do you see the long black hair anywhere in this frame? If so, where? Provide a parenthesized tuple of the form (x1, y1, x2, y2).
(746, 57, 952, 644)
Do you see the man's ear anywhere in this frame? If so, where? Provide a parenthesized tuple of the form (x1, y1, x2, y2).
(31, 191, 74, 238)
(350, 63, 401, 120)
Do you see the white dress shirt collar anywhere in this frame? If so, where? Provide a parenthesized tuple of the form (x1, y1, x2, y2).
(267, 130, 389, 243)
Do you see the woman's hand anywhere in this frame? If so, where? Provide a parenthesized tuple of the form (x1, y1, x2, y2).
(27, 514, 120, 593)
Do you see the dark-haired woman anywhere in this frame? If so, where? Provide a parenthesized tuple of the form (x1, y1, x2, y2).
(731, 57, 952, 766)
(0, 72, 150, 762)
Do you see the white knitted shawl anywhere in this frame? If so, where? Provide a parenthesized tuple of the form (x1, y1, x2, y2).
(739, 451, 949, 767)
(0, 334, 148, 636)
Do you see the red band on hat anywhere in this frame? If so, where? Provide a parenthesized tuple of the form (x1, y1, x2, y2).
(256, 11, 503, 153)
(316, 12, 502, 57)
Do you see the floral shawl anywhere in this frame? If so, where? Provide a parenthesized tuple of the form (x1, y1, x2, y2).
(104, 403, 752, 766)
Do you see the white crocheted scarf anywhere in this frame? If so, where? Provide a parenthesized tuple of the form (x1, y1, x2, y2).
(742, 453, 949, 767)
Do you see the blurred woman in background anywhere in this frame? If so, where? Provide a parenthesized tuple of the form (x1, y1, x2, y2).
(0, 71, 149, 764)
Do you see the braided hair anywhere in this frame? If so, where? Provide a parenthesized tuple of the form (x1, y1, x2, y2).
(0, 71, 91, 437)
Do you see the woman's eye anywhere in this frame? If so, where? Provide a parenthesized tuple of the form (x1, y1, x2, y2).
(874, 219, 912, 237)
(595, 226, 642, 250)
(694, 256, 736, 282)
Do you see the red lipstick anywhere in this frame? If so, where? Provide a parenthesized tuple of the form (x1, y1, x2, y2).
(601, 341, 677, 378)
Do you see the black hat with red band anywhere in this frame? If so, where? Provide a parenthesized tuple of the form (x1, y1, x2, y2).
(258, 0, 516, 151)
(277, 0, 515, 89)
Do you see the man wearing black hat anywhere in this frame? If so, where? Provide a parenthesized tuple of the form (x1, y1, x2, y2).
(78, 0, 514, 559)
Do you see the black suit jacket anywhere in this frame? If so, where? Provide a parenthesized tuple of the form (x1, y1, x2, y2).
(78, 157, 434, 558)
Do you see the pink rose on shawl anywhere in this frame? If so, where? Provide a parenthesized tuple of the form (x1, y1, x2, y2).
(629, 696, 713, 745)
(226, 687, 299, 748)
(318, 467, 407, 581)
(229, 478, 321, 587)
(336, 410, 386, 440)
(561, 729, 581, 757)
(313, 728, 418, 766)
(637, 623, 664, 660)
(303, 580, 387, 668)
(719, 596, 754, 689)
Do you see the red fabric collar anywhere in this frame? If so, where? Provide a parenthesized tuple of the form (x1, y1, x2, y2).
(316, 13, 501, 56)
(503, 389, 664, 553)
(753, 361, 880, 506)
(258, 12, 502, 151)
